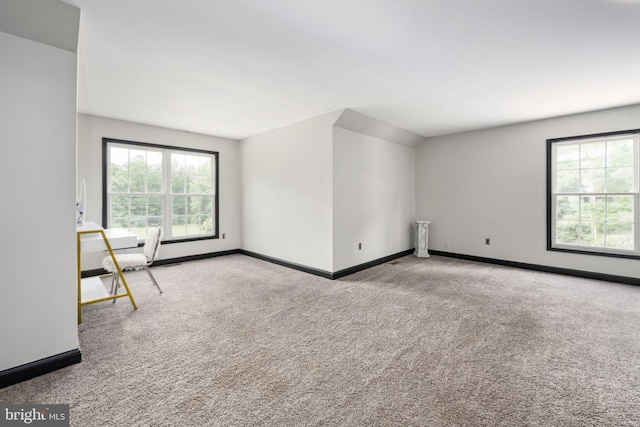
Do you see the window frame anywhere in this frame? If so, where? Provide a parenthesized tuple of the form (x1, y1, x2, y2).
(102, 137, 219, 244)
(546, 129, 640, 259)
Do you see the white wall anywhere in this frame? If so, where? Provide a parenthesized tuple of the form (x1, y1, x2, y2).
(77, 114, 241, 269)
(0, 29, 79, 370)
(416, 103, 640, 279)
(240, 112, 339, 272)
(333, 127, 415, 271)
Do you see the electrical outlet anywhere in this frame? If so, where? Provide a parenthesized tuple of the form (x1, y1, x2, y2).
(485, 238, 491, 245)
(222, 233, 226, 239)
(358, 243, 362, 250)
(444, 241, 450, 249)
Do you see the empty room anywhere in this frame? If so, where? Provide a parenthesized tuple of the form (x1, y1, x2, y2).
(1, 0, 639, 425)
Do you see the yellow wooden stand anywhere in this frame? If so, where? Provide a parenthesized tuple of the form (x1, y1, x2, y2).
(77, 229, 138, 323)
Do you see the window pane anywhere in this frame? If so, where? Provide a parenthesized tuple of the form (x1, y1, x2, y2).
(148, 196, 163, 216)
(607, 139, 634, 168)
(109, 147, 131, 193)
(172, 154, 185, 171)
(580, 142, 605, 169)
(580, 222, 605, 247)
(580, 196, 605, 221)
(187, 216, 202, 236)
(606, 167, 634, 193)
(172, 196, 187, 216)
(129, 173, 146, 193)
(580, 168, 605, 193)
(606, 223, 634, 250)
(110, 147, 129, 169)
(112, 218, 129, 229)
(556, 196, 579, 220)
(130, 217, 147, 239)
(607, 196, 634, 223)
(185, 215, 212, 236)
(186, 155, 199, 174)
(202, 216, 213, 234)
(556, 170, 580, 193)
(130, 150, 146, 168)
(110, 168, 129, 193)
(130, 196, 147, 216)
(202, 196, 213, 215)
(147, 216, 162, 227)
(148, 172, 162, 193)
(556, 221, 579, 245)
(188, 196, 202, 214)
(199, 157, 212, 175)
(172, 174, 185, 193)
(147, 151, 162, 172)
(556, 145, 579, 170)
(172, 215, 186, 237)
(186, 174, 199, 194)
(111, 196, 129, 219)
(171, 155, 185, 193)
(199, 175, 212, 193)
(129, 151, 147, 194)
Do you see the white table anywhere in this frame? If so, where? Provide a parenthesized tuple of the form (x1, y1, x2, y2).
(76, 222, 139, 322)
(77, 222, 138, 253)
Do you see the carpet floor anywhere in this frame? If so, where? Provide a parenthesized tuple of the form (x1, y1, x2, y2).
(1, 254, 639, 426)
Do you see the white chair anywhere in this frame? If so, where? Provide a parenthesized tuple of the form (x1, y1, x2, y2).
(103, 226, 163, 297)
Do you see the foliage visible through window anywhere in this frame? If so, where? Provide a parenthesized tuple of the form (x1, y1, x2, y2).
(104, 139, 218, 242)
(548, 130, 638, 257)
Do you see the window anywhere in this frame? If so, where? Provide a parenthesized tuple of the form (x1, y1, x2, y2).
(547, 129, 639, 257)
(103, 138, 219, 243)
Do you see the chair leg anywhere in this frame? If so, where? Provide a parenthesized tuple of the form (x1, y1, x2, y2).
(144, 266, 162, 294)
(109, 273, 117, 295)
(111, 273, 121, 303)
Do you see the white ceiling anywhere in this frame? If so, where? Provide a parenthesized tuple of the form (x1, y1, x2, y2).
(62, 0, 640, 140)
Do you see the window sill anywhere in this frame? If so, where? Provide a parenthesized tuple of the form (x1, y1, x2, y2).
(548, 246, 640, 260)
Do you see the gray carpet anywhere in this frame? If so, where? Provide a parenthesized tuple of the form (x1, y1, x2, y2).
(1, 254, 639, 426)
